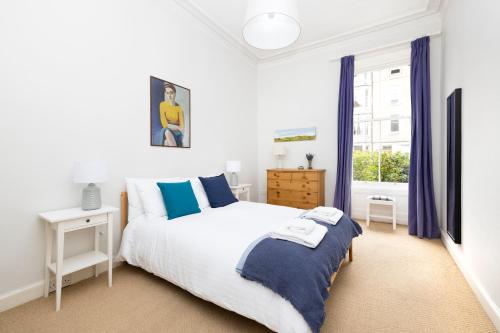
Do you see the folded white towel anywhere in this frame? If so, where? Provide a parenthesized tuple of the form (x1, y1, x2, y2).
(286, 218, 316, 235)
(301, 206, 344, 225)
(270, 223, 327, 249)
(314, 206, 340, 214)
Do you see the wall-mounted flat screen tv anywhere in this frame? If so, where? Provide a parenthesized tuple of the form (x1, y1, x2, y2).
(447, 88, 462, 244)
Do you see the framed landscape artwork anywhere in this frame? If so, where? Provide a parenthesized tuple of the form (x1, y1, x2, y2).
(274, 127, 316, 142)
(150, 76, 191, 148)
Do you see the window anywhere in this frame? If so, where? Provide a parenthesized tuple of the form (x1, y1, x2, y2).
(353, 65, 411, 183)
(391, 116, 399, 133)
(354, 123, 361, 135)
(388, 85, 401, 105)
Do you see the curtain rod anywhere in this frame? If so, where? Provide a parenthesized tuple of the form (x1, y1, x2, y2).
(329, 32, 442, 62)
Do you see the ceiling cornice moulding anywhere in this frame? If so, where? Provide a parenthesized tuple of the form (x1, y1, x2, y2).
(259, 8, 441, 64)
(174, 0, 442, 65)
(172, 0, 260, 64)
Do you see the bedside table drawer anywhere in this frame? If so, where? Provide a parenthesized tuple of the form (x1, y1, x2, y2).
(62, 214, 108, 231)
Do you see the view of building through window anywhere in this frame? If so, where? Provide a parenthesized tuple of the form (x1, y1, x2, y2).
(353, 65, 411, 183)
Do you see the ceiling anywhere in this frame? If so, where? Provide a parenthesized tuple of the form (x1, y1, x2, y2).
(175, 0, 442, 62)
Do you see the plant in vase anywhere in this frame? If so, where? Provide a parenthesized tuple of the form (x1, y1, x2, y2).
(306, 153, 314, 169)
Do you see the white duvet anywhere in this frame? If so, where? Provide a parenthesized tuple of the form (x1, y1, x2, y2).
(118, 201, 311, 333)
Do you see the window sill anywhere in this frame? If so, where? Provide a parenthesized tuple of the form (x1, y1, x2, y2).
(352, 181, 408, 195)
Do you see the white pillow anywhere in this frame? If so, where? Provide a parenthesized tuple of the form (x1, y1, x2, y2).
(136, 182, 166, 218)
(189, 177, 210, 209)
(126, 176, 212, 220)
(126, 178, 181, 219)
(126, 178, 146, 220)
(136, 178, 185, 218)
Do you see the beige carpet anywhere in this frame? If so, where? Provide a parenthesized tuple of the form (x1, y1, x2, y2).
(0, 222, 496, 333)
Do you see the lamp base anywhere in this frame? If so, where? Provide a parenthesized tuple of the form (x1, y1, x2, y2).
(229, 173, 239, 186)
(82, 183, 102, 210)
(276, 158, 284, 169)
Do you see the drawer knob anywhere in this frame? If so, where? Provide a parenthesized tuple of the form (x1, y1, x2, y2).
(86, 219, 90, 223)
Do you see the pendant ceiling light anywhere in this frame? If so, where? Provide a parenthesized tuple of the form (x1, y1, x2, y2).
(243, 0, 301, 50)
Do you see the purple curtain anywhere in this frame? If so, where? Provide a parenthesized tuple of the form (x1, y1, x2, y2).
(333, 55, 354, 215)
(409, 37, 441, 239)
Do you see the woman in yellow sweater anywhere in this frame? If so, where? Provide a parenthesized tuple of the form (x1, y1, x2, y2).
(160, 83, 184, 147)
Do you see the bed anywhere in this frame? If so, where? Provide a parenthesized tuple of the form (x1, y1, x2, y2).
(118, 190, 356, 333)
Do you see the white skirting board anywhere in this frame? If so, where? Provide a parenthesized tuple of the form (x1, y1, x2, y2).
(0, 261, 122, 313)
(441, 230, 500, 331)
(0, 281, 45, 313)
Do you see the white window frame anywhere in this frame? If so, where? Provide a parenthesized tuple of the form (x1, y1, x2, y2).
(352, 54, 411, 187)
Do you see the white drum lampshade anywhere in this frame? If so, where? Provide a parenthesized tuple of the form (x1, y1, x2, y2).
(73, 160, 108, 210)
(226, 161, 241, 187)
(243, 0, 301, 50)
(273, 145, 287, 169)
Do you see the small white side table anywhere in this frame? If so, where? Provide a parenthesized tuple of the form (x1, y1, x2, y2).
(39, 205, 118, 311)
(230, 184, 252, 201)
(366, 196, 396, 230)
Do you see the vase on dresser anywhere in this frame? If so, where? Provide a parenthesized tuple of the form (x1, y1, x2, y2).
(306, 153, 314, 170)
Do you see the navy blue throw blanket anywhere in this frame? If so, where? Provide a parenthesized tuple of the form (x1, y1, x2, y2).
(236, 215, 362, 333)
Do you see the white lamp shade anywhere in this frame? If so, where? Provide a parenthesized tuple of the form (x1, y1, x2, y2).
(226, 160, 241, 173)
(273, 145, 287, 156)
(243, 0, 301, 50)
(73, 160, 108, 184)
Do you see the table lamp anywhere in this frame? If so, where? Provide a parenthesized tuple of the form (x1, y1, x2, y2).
(73, 160, 108, 210)
(273, 145, 287, 168)
(226, 160, 241, 186)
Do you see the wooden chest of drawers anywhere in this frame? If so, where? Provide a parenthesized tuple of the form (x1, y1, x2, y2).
(267, 169, 325, 209)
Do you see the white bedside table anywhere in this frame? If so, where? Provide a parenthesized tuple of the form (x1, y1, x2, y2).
(230, 184, 252, 201)
(39, 205, 118, 311)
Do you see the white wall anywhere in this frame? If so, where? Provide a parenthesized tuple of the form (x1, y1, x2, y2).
(440, 0, 500, 328)
(257, 13, 443, 227)
(0, 0, 257, 298)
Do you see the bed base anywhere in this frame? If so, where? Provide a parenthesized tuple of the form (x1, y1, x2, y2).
(119, 191, 353, 286)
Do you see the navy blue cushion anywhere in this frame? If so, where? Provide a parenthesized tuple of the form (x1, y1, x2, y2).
(157, 181, 201, 220)
(198, 174, 238, 208)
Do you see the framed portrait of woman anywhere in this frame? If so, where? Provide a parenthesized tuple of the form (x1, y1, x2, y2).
(150, 76, 191, 148)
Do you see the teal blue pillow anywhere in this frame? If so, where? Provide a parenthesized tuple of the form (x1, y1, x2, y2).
(157, 181, 201, 220)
